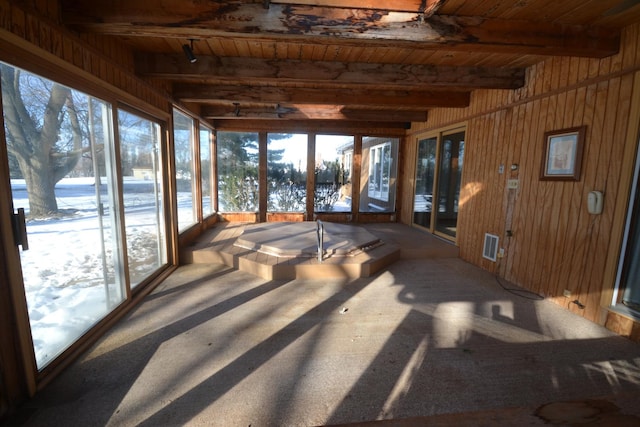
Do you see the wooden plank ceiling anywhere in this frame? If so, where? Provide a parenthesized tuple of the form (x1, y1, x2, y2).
(59, 0, 640, 129)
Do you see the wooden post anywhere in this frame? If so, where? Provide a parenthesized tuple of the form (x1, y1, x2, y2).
(259, 131, 267, 222)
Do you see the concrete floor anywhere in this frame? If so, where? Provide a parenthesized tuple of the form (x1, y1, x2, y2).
(8, 225, 640, 426)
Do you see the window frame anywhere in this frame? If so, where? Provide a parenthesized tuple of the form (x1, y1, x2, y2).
(0, 49, 175, 388)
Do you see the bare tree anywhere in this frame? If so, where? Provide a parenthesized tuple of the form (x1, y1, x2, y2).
(1, 64, 84, 217)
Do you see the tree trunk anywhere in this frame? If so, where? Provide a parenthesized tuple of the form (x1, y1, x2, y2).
(22, 163, 58, 217)
(1, 64, 84, 218)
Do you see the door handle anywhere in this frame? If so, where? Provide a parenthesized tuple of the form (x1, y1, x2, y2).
(11, 208, 29, 250)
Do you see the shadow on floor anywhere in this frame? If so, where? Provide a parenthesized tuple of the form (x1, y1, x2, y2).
(6, 249, 640, 426)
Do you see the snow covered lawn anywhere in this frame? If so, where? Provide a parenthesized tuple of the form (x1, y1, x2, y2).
(11, 177, 169, 369)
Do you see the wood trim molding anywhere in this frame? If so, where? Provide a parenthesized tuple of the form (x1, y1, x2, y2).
(0, 99, 36, 398)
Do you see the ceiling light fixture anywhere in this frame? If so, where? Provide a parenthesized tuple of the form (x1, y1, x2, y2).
(182, 39, 197, 63)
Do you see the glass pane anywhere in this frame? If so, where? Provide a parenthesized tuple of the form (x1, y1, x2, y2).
(369, 147, 379, 197)
(217, 131, 259, 212)
(315, 135, 353, 212)
(382, 144, 391, 196)
(173, 109, 196, 231)
(360, 137, 399, 212)
(2, 63, 125, 369)
(267, 133, 307, 212)
(619, 161, 640, 310)
(200, 125, 213, 217)
(414, 137, 437, 228)
(435, 131, 465, 238)
(621, 215, 640, 309)
(118, 110, 168, 288)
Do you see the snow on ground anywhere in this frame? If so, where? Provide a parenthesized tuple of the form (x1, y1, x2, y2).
(10, 177, 183, 369)
(10, 176, 349, 369)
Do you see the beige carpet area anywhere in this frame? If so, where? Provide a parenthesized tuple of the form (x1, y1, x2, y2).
(7, 229, 640, 426)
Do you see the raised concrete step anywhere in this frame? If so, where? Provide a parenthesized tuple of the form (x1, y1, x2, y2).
(182, 222, 402, 280)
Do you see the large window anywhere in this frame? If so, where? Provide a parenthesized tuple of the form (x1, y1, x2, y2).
(217, 131, 259, 212)
(360, 137, 399, 212)
(368, 143, 392, 201)
(200, 125, 213, 217)
(315, 134, 353, 212)
(118, 110, 168, 288)
(173, 109, 196, 231)
(2, 63, 125, 369)
(267, 133, 307, 212)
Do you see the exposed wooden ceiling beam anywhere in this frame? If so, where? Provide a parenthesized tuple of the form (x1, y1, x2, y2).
(138, 55, 525, 90)
(61, 1, 620, 57)
(173, 84, 471, 109)
(211, 119, 411, 133)
(201, 103, 428, 121)
(271, 0, 446, 14)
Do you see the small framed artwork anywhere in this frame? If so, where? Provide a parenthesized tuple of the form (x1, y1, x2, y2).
(540, 126, 586, 181)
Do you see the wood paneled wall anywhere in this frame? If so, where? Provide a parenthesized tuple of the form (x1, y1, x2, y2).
(404, 23, 640, 325)
(0, 0, 170, 115)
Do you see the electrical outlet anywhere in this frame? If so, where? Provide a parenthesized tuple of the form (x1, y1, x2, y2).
(563, 289, 571, 298)
(498, 248, 505, 258)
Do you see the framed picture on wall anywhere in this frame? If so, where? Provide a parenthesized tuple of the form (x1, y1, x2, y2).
(540, 126, 586, 181)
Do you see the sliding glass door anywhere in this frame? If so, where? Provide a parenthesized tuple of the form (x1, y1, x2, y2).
(412, 129, 465, 240)
(1, 63, 125, 369)
(414, 137, 437, 228)
(619, 201, 640, 310)
(616, 140, 640, 313)
(435, 131, 465, 237)
(117, 110, 168, 289)
(1, 62, 170, 371)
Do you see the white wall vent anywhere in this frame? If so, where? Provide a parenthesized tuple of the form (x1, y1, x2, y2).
(483, 233, 499, 262)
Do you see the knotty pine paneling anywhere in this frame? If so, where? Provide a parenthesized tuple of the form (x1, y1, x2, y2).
(404, 22, 640, 324)
(0, 0, 169, 115)
(606, 310, 640, 342)
(267, 213, 305, 222)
